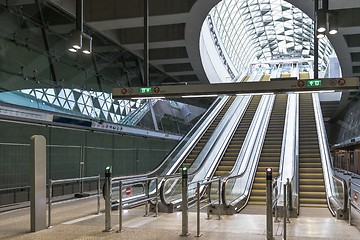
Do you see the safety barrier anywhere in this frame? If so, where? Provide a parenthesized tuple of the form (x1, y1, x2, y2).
(47, 175, 100, 228)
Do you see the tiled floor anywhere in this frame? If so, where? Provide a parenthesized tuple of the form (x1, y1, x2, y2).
(0, 198, 359, 240)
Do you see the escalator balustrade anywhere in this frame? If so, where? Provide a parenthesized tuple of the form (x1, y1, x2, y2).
(299, 93, 327, 207)
(248, 94, 287, 205)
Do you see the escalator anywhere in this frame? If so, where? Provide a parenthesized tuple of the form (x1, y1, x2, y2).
(299, 93, 327, 207)
(248, 94, 288, 205)
(182, 96, 236, 168)
(213, 95, 262, 177)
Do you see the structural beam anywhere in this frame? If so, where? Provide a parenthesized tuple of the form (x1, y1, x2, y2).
(112, 77, 359, 99)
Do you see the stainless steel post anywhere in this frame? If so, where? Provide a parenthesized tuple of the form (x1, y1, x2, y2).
(180, 167, 190, 236)
(206, 182, 211, 220)
(348, 179, 352, 226)
(97, 176, 100, 214)
(48, 179, 52, 228)
(155, 178, 159, 217)
(144, 180, 149, 217)
(283, 183, 287, 240)
(195, 182, 202, 237)
(118, 181, 123, 232)
(218, 178, 222, 220)
(286, 178, 291, 223)
(104, 166, 112, 232)
(266, 168, 273, 240)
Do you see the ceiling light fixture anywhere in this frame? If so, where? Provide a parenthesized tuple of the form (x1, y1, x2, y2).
(328, 13, 338, 35)
(68, 0, 92, 54)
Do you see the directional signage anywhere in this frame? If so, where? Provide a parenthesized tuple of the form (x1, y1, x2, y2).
(307, 79, 322, 87)
(112, 77, 359, 99)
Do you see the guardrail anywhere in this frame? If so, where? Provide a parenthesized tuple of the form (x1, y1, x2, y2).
(194, 178, 222, 237)
(103, 172, 160, 233)
(47, 175, 100, 228)
(348, 179, 360, 226)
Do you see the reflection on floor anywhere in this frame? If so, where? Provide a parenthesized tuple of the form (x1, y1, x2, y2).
(0, 197, 359, 240)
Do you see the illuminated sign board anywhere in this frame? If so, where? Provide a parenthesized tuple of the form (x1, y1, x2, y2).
(307, 79, 322, 87)
(140, 87, 152, 94)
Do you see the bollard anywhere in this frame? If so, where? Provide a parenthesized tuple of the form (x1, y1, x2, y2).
(104, 166, 113, 232)
(195, 182, 202, 237)
(155, 178, 159, 217)
(48, 179, 52, 228)
(348, 179, 352, 226)
(117, 181, 123, 232)
(97, 176, 101, 214)
(217, 178, 222, 220)
(144, 180, 149, 217)
(283, 182, 287, 240)
(180, 167, 190, 236)
(266, 168, 274, 240)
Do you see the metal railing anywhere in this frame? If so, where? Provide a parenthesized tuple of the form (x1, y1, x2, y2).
(194, 178, 222, 237)
(348, 180, 360, 226)
(47, 175, 101, 228)
(103, 173, 160, 233)
(313, 93, 348, 218)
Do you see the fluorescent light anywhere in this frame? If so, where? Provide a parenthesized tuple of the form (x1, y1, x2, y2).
(294, 90, 336, 94)
(182, 94, 218, 98)
(131, 96, 165, 100)
(236, 92, 274, 96)
(68, 48, 77, 53)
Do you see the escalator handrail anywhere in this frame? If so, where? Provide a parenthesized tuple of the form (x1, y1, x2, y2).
(276, 93, 299, 210)
(111, 96, 227, 182)
(221, 94, 275, 208)
(159, 96, 252, 206)
(312, 93, 348, 216)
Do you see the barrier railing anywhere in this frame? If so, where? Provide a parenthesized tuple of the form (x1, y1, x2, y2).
(103, 168, 160, 233)
(194, 177, 222, 237)
(47, 175, 100, 228)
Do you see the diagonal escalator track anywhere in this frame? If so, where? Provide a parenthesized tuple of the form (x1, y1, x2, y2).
(299, 93, 327, 208)
(248, 94, 288, 205)
(213, 95, 262, 178)
(182, 96, 236, 169)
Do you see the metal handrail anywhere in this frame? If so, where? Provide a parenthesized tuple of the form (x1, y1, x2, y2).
(105, 96, 225, 183)
(159, 96, 254, 206)
(48, 175, 101, 228)
(312, 93, 348, 217)
(221, 94, 275, 209)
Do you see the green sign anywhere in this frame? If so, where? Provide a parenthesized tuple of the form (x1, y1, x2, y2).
(140, 87, 152, 94)
(307, 79, 322, 87)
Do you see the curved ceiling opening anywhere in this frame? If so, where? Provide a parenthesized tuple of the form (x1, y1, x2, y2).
(203, 0, 337, 77)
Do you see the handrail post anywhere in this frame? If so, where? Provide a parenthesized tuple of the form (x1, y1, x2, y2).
(286, 178, 291, 223)
(206, 182, 211, 220)
(348, 179, 352, 226)
(180, 167, 190, 236)
(104, 166, 112, 232)
(266, 168, 273, 240)
(217, 178, 222, 220)
(195, 182, 202, 237)
(283, 182, 287, 240)
(144, 180, 149, 217)
(117, 180, 123, 232)
(48, 179, 52, 228)
(97, 175, 100, 214)
(154, 177, 159, 217)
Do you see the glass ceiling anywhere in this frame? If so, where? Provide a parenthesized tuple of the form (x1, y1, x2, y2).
(210, 0, 334, 72)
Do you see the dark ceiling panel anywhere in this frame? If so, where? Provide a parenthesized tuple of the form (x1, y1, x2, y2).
(344, 34, 360, 48)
